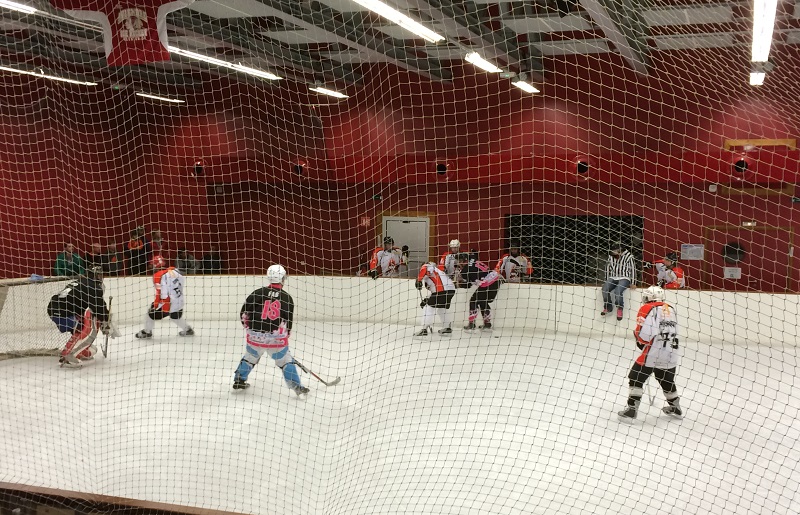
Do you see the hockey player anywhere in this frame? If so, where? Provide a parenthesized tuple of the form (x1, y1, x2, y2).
(135, 256, 194, 339)
(47, 266, 111, 367)
(461, 254, 502, 330)
(495, 245, 533, 283)
(651, 252, 685, 289)
(415, 262, 456, 336)
(618, 285, 683, 420)
(368, 236, 403, 279)
(438, 239, 463, 281)
(233, 264, 308, 395)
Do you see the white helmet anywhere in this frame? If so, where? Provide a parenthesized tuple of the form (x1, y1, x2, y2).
(267, 264, 287, 285)
(642, 285, 665, 303)
(449, 239, 460, 250)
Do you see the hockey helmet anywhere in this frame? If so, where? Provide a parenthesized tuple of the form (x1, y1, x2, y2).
(642, 285, 665, 303)
(86, 265, 103, 280)
(383, 236, 394, 248)
(664, 252, 678, 263)
(456, 252, 471, 264)
(267, 264, 287, 285)
(449, 239, 461, 252)
(151, 255, 166, 270)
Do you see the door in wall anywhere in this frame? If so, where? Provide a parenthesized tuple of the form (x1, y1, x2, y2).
(382, 216, 430, 277)
(703, 226, 793, 292)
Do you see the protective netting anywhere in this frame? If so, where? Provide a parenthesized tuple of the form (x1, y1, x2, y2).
(2, 0, 800, 514)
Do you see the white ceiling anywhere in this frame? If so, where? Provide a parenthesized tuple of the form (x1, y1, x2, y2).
(189, 0, 278, 19)
(641, 5, 733, 27)
(534, 39, 611, 55)
(261, 28, 346, 44)
(501, 15, 593, 34)
(653, 33, 738, 51)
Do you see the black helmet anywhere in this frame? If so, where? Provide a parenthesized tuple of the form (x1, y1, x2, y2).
(383, 236, 394, 246)
(86, 265, 103, 279)
(665, 252, 678, 262)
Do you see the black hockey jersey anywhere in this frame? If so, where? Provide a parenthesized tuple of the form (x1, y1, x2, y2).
(240, 285, 295, 334)
(47, 277, 109, 321)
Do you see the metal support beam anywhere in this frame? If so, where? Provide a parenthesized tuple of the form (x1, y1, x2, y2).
(579, 0, 650, 74)
(254, 0, 451, 81)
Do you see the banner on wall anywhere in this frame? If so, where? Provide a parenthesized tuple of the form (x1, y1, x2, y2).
(680, 243, 705, 260)
(49, 0, 195, 66)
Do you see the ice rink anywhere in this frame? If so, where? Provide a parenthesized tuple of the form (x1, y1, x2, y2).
(3, 314, 800, 515)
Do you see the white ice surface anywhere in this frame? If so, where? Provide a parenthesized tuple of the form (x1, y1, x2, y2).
(2, 320, 800, 515)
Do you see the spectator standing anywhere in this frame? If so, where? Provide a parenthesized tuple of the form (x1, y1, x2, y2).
(176, 248, 198, 274)
(126, 227, 149, 276)
(601, 242, 636, 321)
(85, 243, 105, 269)
(105, 241, 123, 276)
(53, 243, 85, 277)
(201, 245, 224, 274)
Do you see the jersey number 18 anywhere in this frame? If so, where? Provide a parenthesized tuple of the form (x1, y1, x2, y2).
(262, 301, 281, 320)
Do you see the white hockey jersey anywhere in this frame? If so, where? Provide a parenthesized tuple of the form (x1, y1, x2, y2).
(495, 254, 533, 282)
(438, 252, 459, 278)
(156, 267, 186, 313)
(634, 301, 679, 369)
(369, 247, 402, 277)
(418, 263, 456, 293)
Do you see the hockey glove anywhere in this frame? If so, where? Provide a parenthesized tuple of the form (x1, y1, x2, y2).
(414, 280, 423, 290)
(420, 298, 428, 308)
(368, 269, 379, 280)
(402, 245, 409, 252)
(657, 279, 666, 288)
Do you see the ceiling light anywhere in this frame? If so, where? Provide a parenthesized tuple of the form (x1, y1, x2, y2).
(309, 87, 348, 99)
(749, 72, 765, 86)
(352, 0, 444, 43)
(0, 65, 96, 85)
(136, 92, 185, 103)
(167, 46, 281, 80)
(752, 0, 778, 62)
(742, 221, 757, 227)
(465, 52, 503, 73)
(0, 0, 36, 14)
(512, 80, 540, 94)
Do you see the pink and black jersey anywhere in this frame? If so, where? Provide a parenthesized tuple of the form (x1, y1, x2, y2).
(240, 285, 294, 334)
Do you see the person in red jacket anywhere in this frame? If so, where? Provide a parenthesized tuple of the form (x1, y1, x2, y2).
(645, 252, 685, 289)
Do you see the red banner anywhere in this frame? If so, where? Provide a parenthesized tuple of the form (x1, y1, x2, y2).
(49, 0, 194, 66)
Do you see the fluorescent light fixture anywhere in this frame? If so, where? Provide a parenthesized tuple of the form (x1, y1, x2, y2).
(0, 65, 96, 85)
(167, 46, 281, 80)
(352, 0, 444, 43)
(750, 71, 766, 85)
(465, 52, 503, 73)
(512, 80, 540, 94)
(0, 0, 36, 14)
(742, 221, 757, 227)
(136, 92, 185, 103)
(752, 0, 778, 62)
(309, 87, 348, 99)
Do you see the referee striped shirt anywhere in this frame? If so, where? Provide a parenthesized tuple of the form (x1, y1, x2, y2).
(606, 251, 635, 282)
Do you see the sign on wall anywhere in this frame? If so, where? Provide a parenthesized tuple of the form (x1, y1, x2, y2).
(723, 267, 742, 279)
(680, 244, 705, 260)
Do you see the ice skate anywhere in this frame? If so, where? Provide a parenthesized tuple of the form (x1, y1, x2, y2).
(232, 378, 250, 390)
(662, 398, 683, 418)
(464, 322, 476, 331)
(438, 327, 453, 336)
(135, 330, 153, 339)
(293, 384, 310, 396)
(616, 308, 623, 321)
(179, 328, 195, 337)
(481, 322, 492, 331)
(414, 327, 431, 338)
(618, 399, 640, 420)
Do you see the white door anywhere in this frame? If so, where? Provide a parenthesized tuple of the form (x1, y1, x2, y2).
(383, 216, 430, 277)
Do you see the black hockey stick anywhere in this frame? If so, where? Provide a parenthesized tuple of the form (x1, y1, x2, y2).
(294, 359, 341, 387)
(101, 296, 113, 358)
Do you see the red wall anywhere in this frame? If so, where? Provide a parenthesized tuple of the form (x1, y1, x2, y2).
(2, 47, 799, 290)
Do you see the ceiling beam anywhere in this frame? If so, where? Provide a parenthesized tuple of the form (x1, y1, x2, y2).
(579, 0, 650, 74)
(413, 0, 545, 80)
(167, 11, 361, 85)
(253, 0, 452, 81)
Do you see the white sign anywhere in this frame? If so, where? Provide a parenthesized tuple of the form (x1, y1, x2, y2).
(680, 244, 705, 260)
(723, 267, 742, 279)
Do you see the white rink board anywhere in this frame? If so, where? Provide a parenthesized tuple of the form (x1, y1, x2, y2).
(3, 276, 800, 346)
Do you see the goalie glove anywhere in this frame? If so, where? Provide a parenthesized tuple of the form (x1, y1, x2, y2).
(368, 269, 379, 280)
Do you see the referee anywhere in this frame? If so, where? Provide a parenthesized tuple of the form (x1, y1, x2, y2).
(601, 242, 636, 320)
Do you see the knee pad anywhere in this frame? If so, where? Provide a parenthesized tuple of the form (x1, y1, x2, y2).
(664, 390, 679, 401)
(628, 386, 643, 399)
(169, 311, 183, 320)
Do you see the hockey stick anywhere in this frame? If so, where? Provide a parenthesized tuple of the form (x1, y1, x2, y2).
(294, 359, 341, 387)
(646, 378, 656, 406)
(101, 296, 113, 358)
